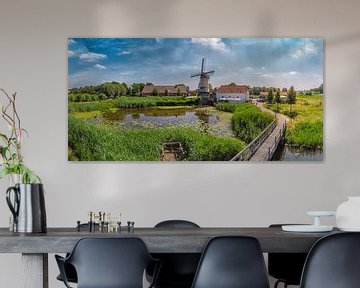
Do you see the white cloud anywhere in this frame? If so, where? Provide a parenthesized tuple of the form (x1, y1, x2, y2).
(94, 64, 107, 70)
(260, 74, 275, 78)
(68, 39, 76, 45)
(305, 42, 317, 54)
(288, 71, 298, 75)
(191, 38, 229, 52)
(119, 51, 131, 55)
(68, 50, 76, 58)
(79, 52, 107, 62)
(292, 41, 318, 59)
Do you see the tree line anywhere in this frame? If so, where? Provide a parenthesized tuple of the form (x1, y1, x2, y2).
(249, 83, 323, 96)
(69, 82, 148, 99)
(249, 86, 288, 95)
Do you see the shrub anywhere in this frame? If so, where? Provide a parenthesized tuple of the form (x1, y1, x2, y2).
(285, 120, 323, 149)
(215, 102, 239, 113)
(68, 116, 245, 161)
(231, 103, 275, 143)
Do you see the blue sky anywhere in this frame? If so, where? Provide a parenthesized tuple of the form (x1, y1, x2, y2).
(68, 38, 323, 90)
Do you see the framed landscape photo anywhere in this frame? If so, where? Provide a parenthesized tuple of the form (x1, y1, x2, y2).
(68, 38, 323, 162)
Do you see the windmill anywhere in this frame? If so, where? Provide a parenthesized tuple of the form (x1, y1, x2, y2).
(191, 58, 215, 95)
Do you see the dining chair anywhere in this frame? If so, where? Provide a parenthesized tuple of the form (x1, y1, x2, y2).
(55, 237, 161, 288)
(146, 220, 201, 288)
(191, 236, 270, 288)
(56, 223, 99, 284)
(300, 232, 360, 288)
(268, 224, 308, 288)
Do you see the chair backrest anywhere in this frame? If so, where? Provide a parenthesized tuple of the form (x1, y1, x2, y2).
(155, 220, 200, 228)
(67, 237, 154, 288)
(151, 220, 201, 285)
(191, 236, 270, 288)
(300, 232, 360, 288)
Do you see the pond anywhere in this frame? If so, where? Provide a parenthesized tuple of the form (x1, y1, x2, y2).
(273, 144, 323, 161)
(99, 106, 235, 138)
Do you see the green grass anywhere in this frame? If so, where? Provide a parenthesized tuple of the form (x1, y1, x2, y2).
(68, 96, 201, 113)
(264, 95, 323, 149)
(116, 96, 200, 108)
(68, 116, 245, 161)
(215, 102, 239, 113)
(285, 120, 323, 149)
(68, 93, 102, 102)
(68, 100, 117, 113)
(216, 102, 275, 143)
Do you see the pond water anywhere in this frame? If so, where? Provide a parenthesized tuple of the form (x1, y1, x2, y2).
(273, 144, 323, 161)
(100, 106, 235, 138)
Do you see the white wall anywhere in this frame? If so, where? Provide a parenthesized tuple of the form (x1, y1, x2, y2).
(0, 0, 360, 287)
(216, 92, 248, 101)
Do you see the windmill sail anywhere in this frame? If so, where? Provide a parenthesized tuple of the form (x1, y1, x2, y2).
(190, 58, 215, 93)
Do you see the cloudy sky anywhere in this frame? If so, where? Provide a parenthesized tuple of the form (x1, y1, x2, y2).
(68, 38, 323, 90)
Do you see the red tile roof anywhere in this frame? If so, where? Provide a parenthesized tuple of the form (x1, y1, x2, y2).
(216, 85, 248, 94)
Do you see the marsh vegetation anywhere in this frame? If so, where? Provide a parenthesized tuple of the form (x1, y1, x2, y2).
(264, 94, 323, 149)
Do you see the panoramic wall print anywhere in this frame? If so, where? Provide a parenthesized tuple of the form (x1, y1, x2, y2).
(68, 38, 323, 161)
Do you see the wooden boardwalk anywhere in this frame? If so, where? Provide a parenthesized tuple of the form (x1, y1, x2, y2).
(249, 113, 287, 161)
(231, 104, 288, 161)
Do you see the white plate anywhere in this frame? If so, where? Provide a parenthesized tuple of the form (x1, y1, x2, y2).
(307, 211, 336, 217)
(282, 225, 333, 232)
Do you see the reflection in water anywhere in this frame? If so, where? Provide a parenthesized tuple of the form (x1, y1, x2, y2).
(273, 143, 323, 161)
(99, 106, 235, 138)
(103, 107, 218, 127)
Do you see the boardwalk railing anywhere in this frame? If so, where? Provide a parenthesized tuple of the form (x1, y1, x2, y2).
(263, 122, 286, 161)
(230, 119, 277, 161)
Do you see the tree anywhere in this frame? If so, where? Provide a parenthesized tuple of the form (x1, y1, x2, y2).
(122, 82, 131, 95)
(229, 82, 237, 86)
(275, 90, 281, 111)
(287, 86, 296, 115)
(282, 87, 287, 92)
(252, 86, 260, 95)
(177, 88, 181, 96)
(131, 83, 145, 96)
(319, 83, 323, 94)
(164, 89, 169, 96)
(152, 88, 159, 96)
(97, 82, 127, 98)
(267, 88, 274, 104)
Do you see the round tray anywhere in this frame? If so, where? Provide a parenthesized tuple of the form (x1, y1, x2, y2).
(282, 225, 333, 233)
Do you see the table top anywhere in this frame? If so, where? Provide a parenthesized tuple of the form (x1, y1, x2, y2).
(0, 227, 340, 254)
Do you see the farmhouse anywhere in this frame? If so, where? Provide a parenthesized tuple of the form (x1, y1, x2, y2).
(141, 84, 189, 96)
(215, 84, 249, 102)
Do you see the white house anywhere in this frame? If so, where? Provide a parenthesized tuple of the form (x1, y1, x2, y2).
(215, 85, 249, 102)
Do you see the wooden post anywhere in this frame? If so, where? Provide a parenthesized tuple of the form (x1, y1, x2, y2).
(22, 253, 48, 288)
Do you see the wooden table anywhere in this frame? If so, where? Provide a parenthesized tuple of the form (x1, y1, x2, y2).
(0, 227, 338, 288)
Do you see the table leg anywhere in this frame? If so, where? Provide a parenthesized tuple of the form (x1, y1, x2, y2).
(22, 253, 48, 288)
